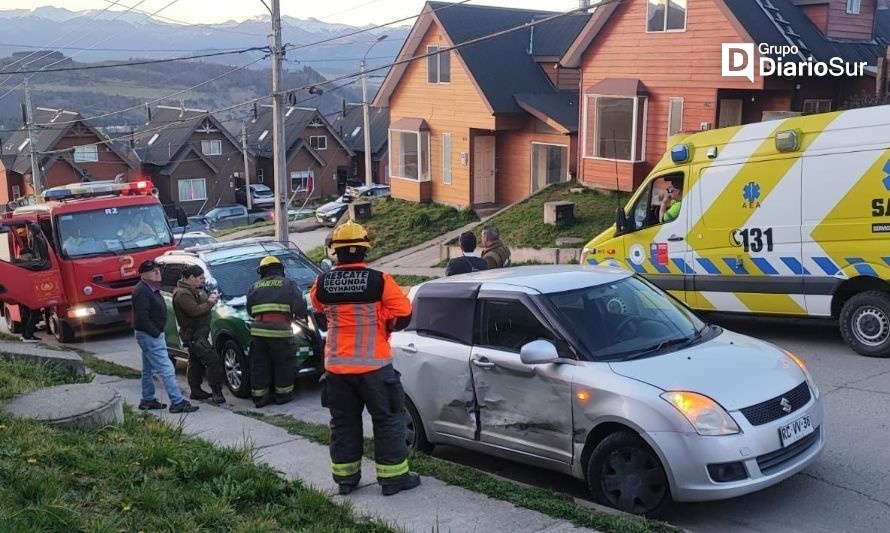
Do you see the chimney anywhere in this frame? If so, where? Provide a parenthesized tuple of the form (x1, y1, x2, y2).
(178, 100, 185, 119)
(580, 0, 591, 8)
(20, 103, 27, 126)
(252, 102, 258, 121)
(146, 103, 152, 123)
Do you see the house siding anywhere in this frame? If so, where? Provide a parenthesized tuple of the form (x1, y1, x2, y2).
(290, 125, 353, 199)
(389, 22, 494, 207)
(825, 0, 876, 40)
(800, 4, 829, 33)
(496, 118, 576, 206)
(42, 126, 132, 189)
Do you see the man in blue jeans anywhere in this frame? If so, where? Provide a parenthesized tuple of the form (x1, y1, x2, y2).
(132, 260, 198, 414)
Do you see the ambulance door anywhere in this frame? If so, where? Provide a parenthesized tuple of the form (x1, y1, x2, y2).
(621, 171, 691, 303)
(0, 221, 65, 310)
(691, 159, 804, 315)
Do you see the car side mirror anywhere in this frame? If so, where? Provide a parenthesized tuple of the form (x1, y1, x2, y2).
(320, 258, 333, 272)
(175, 205, 188, 228)
(519, 339, 562, 365)
(615, 207, 629, 235)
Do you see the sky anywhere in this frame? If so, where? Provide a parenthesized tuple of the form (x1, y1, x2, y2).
(12, 1, 583, 26)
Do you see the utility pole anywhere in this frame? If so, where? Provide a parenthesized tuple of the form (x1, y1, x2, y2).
(271, 0, 288, 241)
(361, 35, 387, 188)
(241, 123, 252, 211)
(23, 77, 42, 196)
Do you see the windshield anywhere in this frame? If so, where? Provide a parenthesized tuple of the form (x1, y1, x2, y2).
(252, 186, 273, 196)
(545, 276, 707, 361)
(57, 204, 173, 259)
(210, 251, 318, 298)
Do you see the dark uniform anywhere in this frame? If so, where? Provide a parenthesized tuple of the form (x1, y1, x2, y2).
(309, 220, 418, 496)
(172, 278, 224, 401)
(246, 256, 307, 407)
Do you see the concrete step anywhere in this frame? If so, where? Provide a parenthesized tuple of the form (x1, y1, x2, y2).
(0, 340, 85, 376)
(2, 383, 124, 430)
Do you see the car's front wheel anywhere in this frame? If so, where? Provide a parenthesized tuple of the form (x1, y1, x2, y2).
(404, 398, 434, 454)
(221, 339, 251, 398)
(587, 431, 671, 517)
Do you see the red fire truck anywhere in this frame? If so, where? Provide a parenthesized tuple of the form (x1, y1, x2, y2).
(0, 180, 184, 342)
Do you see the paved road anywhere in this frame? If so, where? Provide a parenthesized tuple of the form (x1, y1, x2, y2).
(12, 314, 889, 533)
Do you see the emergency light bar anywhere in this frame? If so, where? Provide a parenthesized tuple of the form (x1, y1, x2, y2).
(42, 180, 157, 201)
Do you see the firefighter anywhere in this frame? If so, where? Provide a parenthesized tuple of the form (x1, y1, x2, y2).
(247, 255, 307, 408)
(172, 265, 225, 404)
(309, 221, 419, 497)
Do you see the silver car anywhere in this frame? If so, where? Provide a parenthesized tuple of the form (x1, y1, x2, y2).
(392, 266, 823, 516)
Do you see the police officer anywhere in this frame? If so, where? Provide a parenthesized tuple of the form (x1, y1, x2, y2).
(310, 221, 419, 497)
(172, 265, 225, 404)
(247, 255, 307, 408)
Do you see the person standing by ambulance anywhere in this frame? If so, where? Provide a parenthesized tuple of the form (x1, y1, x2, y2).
(310, 221, 419, 497)
(246, 255, 307, 407)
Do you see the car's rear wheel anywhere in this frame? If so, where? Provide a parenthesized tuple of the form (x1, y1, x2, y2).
(221, 339, 250, 398)
(587, 431, 671, 517)
(840, 291, 890, 357)
(404, 398, 434, 454)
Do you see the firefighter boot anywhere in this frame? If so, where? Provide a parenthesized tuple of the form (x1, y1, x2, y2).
(381, 473, 421, 496)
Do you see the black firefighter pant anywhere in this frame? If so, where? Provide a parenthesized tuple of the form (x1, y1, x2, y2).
(250, 336, 295, 402)
(185, 334, 224, 393)
(321, 364, 410, 486)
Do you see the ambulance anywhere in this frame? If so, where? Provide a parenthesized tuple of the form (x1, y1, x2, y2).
(581, 105, 890, 358)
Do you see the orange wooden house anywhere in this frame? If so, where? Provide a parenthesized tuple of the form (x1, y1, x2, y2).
(374, 2, 592, 209)
(562, 0, 890, 191)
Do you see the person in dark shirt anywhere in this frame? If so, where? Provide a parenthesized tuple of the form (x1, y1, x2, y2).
(446, 232, 488, 276)
(132, 259, 198, 414)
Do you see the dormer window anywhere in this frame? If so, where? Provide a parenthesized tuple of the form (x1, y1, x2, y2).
(647, 0, 686, 32)
(846, 0, 860, 14)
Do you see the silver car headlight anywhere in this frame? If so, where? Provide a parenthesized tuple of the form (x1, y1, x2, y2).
(661, 391, 740, 436)
(784, 350, 819, 399)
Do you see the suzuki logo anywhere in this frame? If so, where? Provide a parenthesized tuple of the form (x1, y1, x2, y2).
(780, 397, 792, 413)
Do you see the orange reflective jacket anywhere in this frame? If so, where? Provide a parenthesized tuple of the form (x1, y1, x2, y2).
(310, 263, 411, 374)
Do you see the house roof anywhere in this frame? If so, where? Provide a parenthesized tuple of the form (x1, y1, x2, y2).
(330, 104, 390, 156)
(722, 0, 890, 66)
(376, 2, 591, 116)
(133, 105, 240, 167)
(514, 91, 579, 133)
(1, 107, 134, 175)
(244, 104, 354, 159)
(563, 0, 890, 68)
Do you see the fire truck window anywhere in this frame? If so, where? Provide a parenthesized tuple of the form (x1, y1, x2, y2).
(57, 204, 172, 258)
(39, 219, 57, 254)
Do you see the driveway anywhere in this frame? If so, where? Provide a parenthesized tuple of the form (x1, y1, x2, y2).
(10, 314, 889, 532)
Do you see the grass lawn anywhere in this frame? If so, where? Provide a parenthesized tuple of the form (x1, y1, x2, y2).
(246, 412, 678, 533)
(305, 245, 328, 264)
(464, 183, 629, 249)
(390, 275, 437, 287)
(0, 357, 394, 532)
(363, 199, 477, 262)
(211, 220, 273, 238)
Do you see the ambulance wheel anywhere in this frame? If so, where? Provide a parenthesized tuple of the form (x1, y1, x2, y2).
(3, 306, 22, 334)
(840, 291, 890, 358)
(49, 313, 76, 343)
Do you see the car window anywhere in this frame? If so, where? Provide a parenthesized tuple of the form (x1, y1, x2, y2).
(210, 251, 318, 297)
(475, 298, 556, 353)
(160, 262, 186, 292)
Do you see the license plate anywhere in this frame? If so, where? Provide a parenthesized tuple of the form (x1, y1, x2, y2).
(778, 414, 814, 447)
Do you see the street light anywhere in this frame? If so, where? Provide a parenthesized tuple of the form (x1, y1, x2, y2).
(361, 34, 387, 188)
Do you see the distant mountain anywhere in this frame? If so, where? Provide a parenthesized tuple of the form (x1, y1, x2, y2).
(0, 7, 409, 78)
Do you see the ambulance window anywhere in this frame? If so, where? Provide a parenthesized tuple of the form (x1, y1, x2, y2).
(629, 173, 684, 231)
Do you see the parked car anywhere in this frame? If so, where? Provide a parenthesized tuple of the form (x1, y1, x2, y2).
(202, 205, 271, 230)
(235, 183, 275, 208)
(154, 238, 328, 397)
(315, 185, 390, 227)
(168, 216, 210, 233)
(272, 208, 316, 222)
(173, 231, 217, 249)
(393, 265, 823, 516)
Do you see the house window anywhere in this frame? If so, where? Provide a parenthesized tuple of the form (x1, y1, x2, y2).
(847, 0, 861, 14)
(309, 136, 327, 151)
(178, 178, 207, 201)
(443, 133, 452, 185)
(201, 140, 222, 156)
(290, 170, 314, 192)
(427, 45, 451, 84)
(531, 143, 568, 193)
(802, 99, 832, 115)
(74, 145, 99, 163)
(389, 129, 430, 181)
(11, 185, 21, 199)
(584, 95, 648, 161)
(257, 168, 264, 183)
(647, 0, 686, 32)
(668, 97, 684, 138)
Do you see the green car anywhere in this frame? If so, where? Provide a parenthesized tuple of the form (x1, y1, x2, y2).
(154, 238, 328, 398)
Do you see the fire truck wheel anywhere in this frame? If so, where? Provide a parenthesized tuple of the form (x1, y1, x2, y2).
(3, 306, 22, 334)
(49, 313, 76, 343)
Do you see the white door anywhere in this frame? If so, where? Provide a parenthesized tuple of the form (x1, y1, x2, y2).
(718, 99, 743, 129)
(473, 135, 495, 204)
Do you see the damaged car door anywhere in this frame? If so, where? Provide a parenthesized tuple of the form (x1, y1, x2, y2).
(470, 293, 574, 465)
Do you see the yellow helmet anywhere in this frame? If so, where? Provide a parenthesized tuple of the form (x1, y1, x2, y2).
(259, 255, 282, 268)
(330, 220, 371, 250)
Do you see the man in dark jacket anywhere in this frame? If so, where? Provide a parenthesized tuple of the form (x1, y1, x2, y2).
(246, 255, 307, 408)
(446, 232, 488, 276)
(132, 260, 198, 414)
(481, 225, 511, 269)
(173, 265, 224, 404)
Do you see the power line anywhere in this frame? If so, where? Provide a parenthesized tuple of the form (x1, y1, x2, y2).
(0, 42, 257, 53)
